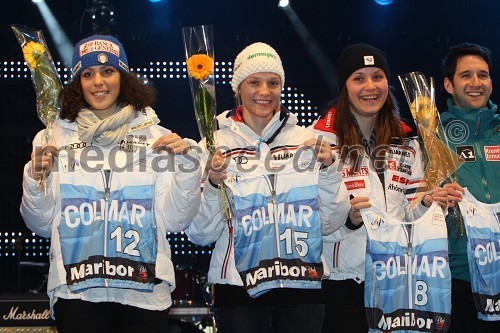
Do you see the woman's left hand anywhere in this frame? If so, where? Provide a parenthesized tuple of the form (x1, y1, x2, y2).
(151, 133, 190, 155)
(303, 138, 333, 167)
(422, 186, 448, 209)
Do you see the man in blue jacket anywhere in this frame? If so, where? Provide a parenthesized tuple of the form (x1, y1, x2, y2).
(442, 42, 500, 333)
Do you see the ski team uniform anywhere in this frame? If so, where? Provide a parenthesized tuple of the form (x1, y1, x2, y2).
(186, 107, 349, 295)
(361, 203, 451, 332)
(21, 108, 201, 312)
(458, 189, 500, 321)
(440, 99, 500, 284)
(312, 107, 428, 284)
(231, 149, 324, 296)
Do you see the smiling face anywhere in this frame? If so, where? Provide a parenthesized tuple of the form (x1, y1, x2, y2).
(345, 66, 389, 119)
(444, 55, 492, 110)
(80, 65, 121, 118)
(238, 72, 282, 133)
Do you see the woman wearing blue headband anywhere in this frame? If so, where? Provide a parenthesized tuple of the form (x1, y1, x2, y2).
(20, 34, 201, 333)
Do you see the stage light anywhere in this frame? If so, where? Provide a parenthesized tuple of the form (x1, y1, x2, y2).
(32, 0, 73, 66)
(32, 0, 43, 3)
(374, 0, 394, 5)
(90, 0, 115, 33)
(278, 0, 290, 8)
(281, 5, 337, 94)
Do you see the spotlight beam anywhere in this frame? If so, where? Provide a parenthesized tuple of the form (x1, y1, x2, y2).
(281, 5, 338, 94)
(34, 0, 73, 67)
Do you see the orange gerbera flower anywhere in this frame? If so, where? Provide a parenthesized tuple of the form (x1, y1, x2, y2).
(22, 41, 46, 69)
(186, 54, 214, 80)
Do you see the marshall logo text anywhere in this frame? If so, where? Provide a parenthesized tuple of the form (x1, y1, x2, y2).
(0, 299, 55, 326)
(2, 306, 51, 321)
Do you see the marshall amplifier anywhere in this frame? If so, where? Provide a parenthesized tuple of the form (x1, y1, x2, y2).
(0, 293, 55, 332)
(0, 293, 213, 332)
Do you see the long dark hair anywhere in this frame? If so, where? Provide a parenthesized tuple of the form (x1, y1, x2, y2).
(333, 85, 405, 170)
(60, 72, 157, 122)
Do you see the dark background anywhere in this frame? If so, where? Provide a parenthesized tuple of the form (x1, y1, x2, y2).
(0, 0, 499, 293)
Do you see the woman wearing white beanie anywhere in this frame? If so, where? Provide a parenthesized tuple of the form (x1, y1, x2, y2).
(186, 42, 350, 333)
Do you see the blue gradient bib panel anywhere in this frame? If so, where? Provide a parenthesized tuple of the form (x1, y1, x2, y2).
(228, 147, 323, 297)
(362, 203, 451, 332)
(458, 189, 500, 321)
(58, 148, 158, 293)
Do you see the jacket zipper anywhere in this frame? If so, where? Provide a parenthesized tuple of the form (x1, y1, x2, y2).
(404, 225, 414, 309)
(474, 110, 491, 202)
(101, 169, 112, 287)
(266, 173, 283, 288)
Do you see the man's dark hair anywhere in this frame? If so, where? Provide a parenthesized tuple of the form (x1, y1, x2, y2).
(442, 42, 492, 80)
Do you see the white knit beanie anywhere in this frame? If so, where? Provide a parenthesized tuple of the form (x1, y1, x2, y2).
(231, 42, 285, 93)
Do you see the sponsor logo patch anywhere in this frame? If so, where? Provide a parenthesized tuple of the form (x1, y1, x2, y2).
(484, 145, 500, 161)
(342, 166, 369, 178)
(367, 213, 387, 230)
(79, 39, 120, 57)
(130, 119, 155, 131)
(364, 55, 375, 66)
(345, 179, 366, 190)
(456, 145, 476, 162)
(97, 53, 108, 64)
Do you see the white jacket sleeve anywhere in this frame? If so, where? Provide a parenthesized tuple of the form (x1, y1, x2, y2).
(323, 224, 366, 244)
(319, 162, 350, 236)
(185, 180, 226, 246)
(20, 162, 57, 238)
(404, 140, 429, 221)
(184, 144, 226, 246)
(155, 140, 202, 233)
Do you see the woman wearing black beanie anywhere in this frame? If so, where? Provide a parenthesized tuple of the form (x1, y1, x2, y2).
(312, 43, 449, 332)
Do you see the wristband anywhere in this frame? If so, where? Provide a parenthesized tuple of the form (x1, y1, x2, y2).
(421, 194, 431, 208)
(208, 178, 221, 189)
(345, 215, 364, 230)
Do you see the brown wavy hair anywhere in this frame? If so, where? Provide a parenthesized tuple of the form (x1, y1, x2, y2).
(60, 73, 157, 122)
(334, 85, 405, 170)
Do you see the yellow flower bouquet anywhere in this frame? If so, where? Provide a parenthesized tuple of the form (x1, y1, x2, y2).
(182, 25, 233, 223)
(399, 72, 462, 191)
(12, 24, 63, 192)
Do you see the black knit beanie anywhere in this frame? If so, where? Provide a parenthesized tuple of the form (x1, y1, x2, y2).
(337, 43, 390, 90)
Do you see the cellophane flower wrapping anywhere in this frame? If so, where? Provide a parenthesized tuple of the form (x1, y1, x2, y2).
(182, 25, 217, 154)
(12, 24, 62, 142)
(399, 72, 463, 192)
(182, 25, 233, 223)
(12, 24, 63, 192)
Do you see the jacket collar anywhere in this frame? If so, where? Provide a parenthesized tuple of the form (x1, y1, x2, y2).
(443, 98, 498, 130)
(217, 105, 297, 146)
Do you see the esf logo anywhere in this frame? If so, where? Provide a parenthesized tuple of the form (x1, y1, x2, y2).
(391, 174, 409, 185)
